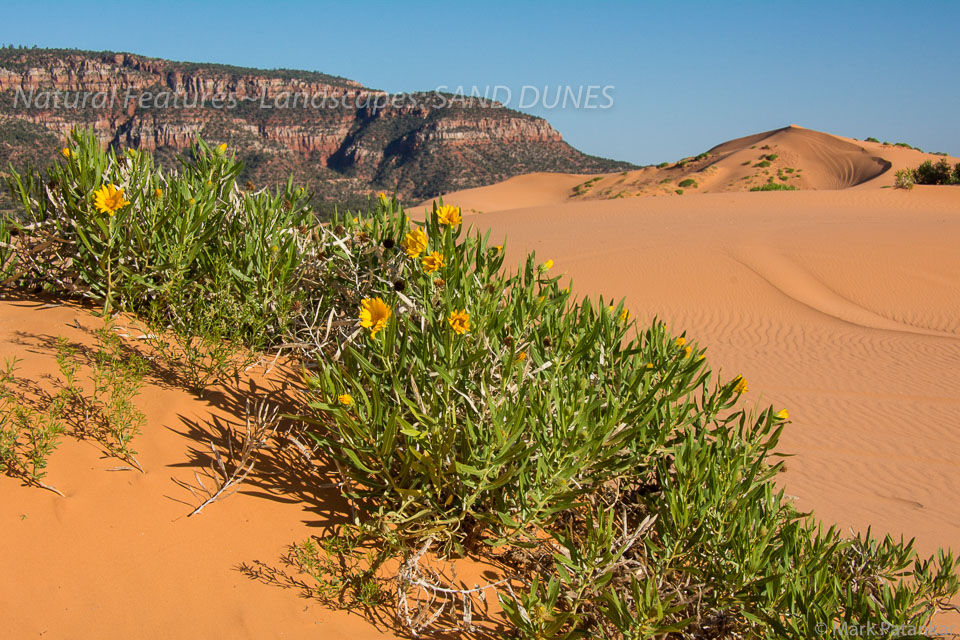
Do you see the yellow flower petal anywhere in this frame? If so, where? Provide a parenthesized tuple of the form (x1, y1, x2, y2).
(422, 251, 445, 274)
(92, 183, 130, 216)
(733, 376, 748, 394)
(338, 394, 354, 406)
(448, 309, 470, 335)
(359, 297, 392, 338)
(403, 228, 428, 258)
(436, 204, 462, 226)
(775, 409, 789, 420)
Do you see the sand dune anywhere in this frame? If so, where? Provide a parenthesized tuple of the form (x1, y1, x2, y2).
(457, 187, 960, 579)
(0, 301, 397, 639)
(426, 125, 959, 213)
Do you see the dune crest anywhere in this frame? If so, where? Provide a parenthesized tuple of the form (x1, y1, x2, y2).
(427, 125, 958, 213)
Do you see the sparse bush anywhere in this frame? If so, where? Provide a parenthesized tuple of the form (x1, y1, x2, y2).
(677, 178, 697, 188)
(750, 183, 798, 191)
(754, 160, 771, 168)
(675, 188, 684, 194)
(866, 137, 880, 143)
(894, 168, 915, 190)
(1, 357, 65, 494)
(656, 162, 669, 168)
(765, 153, 779, 161)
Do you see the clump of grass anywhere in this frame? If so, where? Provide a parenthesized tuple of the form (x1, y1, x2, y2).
(674, 188, 684, 195)
(750, 182, 798, 191)
(754, 160, 771, 168)
(764, 153, 779, 161)
(677, 178, 697, 188)
(894, 168, 915, 190)
(571, 176, 602, 196)
(659, 178, 672, 184)
(55, 326, 148, 469)
(866, 136, 880, 143)
(0, 357, 65, 494)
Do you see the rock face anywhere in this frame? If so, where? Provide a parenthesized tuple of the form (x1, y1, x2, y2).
(0, 48, 634, 205)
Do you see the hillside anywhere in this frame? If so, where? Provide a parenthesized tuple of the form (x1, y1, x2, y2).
(432, 125, 959, 213)
(0, 48, 634, 213)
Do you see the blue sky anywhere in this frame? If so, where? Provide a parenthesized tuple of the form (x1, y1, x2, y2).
(2, 0, 958, 165)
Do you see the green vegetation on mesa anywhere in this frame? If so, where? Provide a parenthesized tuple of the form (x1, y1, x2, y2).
(2, 131, 958, 638)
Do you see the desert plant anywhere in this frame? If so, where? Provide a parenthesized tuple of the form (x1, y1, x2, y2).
(866, 137, 880, 143)
(677, 178, 697, 188)
(55, 326, 148, 468)
(750, 183, 798, 191)
(0, 357, 65, 494)
(914, 159, 954, 185)
(894, 168, 916, 190)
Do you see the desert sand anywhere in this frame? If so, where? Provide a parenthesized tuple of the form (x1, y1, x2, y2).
(3, 125, 959, 637)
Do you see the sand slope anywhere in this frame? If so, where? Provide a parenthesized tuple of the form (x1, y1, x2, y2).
(0, 299, 398, 639)
(459, 187, 960, 574)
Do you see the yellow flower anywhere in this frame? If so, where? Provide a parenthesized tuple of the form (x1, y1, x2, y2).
(645, 362, 654, 369)
(494, 245, 503, 252)
(61, 147, 73, 159)
(620, 308, 631, 322)
(93, 184, 130, 216)
(378, 191, 387, 201)
(359, 297, 392, 337)
(733, 376, 748, 394)
(516, 351, 527, 362)
(422, 251, 445, 273)
(352, 217, 359, 224)
(188, 198, 196, 205)
(205, 180, 213, 187)
(675, 337, 686, 348)
(697, 354, 705, 361)
(436, 204, 462, 226)
(448, 309, 470, 335)
(539, 259, 554, 272)
(404, 228, 428, 258)
(126, 148, 138, 158)
(338, 394, 354, 407)
(775, 409, 789, 420)
(154, 187, 163, 198)
(217, 143, 227, 153)
(683, 346, 692, 357)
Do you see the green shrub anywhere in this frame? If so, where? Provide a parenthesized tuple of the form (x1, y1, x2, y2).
(4, 130, 313, 351)
(894, 168, 916, 190)
(865, 137, 880, 143)
(765, 153, 779, 161)
(754, 160, 771, 168)
(750, 182, 798, 191)
(656, 162, 669, 169)
(954, 163, 960, 184)
(677, 178, 697, 188)
(674, 188, 683, 195)
(914, 159, 954, 185)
